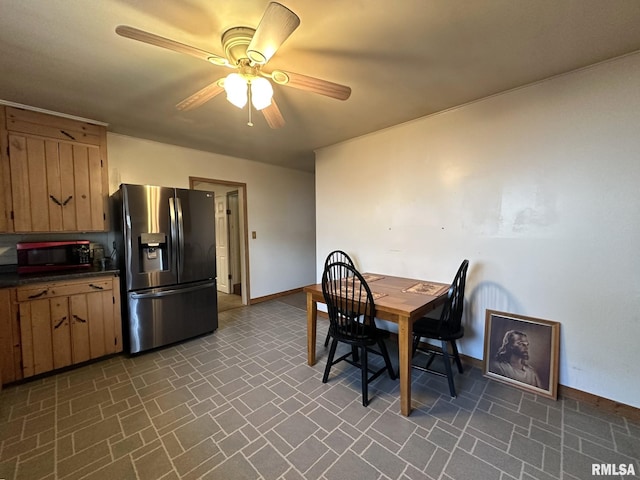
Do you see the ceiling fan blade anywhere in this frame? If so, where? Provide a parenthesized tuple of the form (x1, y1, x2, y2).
(176, 79, 225, 111)
(115, 25, 230, 67)
(267, 70, 351, 101)
(261, 99, 285, 129)
(246, 2, 300, 65)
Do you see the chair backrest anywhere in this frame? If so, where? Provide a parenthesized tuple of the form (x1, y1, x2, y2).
(438, 259, 469, 331)
(324, 250, 355, 271)
(322, 261, 377, 343)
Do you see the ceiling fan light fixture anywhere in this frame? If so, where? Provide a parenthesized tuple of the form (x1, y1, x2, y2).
(250, 77, 273, 110)
(115, 1, 351, 132)
(224, 73, 248, 108)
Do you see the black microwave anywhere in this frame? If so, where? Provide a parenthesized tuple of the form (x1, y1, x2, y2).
(17, 240, 91, 274)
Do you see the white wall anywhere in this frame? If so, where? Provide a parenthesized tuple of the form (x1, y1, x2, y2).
(315, 52, 640, 408)
(107, 133, 316, 298)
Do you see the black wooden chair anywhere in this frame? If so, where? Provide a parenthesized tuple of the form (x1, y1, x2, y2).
(411, 259, 469, 397)
(322, 261, 396, 406)
(323, 250, 355, 347)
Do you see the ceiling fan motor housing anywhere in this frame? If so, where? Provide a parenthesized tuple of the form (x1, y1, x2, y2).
(222, 27, 255, 65)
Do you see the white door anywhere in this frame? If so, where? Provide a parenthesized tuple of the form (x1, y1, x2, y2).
(215, 195, 231, 293)
(228, 192, 241, 293)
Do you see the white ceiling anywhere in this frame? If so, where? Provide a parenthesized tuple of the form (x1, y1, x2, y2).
(2, 0, 640, 173)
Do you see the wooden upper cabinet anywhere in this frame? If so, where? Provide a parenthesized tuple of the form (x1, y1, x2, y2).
(1, 106, 109, 233)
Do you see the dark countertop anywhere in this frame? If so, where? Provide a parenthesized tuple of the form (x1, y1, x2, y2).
(0, 265, 120, 288)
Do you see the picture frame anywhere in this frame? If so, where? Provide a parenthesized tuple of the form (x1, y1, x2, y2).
(483, 310, 560, 400)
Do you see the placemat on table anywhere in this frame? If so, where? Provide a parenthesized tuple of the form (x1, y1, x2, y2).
(402, 282, 449, 296)
(338, 274, 384, 285)
(361, 274, 384, 283)
(339, 285, 387, 300)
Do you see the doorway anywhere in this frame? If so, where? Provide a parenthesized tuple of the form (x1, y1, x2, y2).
(190, 176, 250, 308)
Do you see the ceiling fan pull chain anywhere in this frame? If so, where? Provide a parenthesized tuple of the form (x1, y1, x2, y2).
(247, 83, 254, 127)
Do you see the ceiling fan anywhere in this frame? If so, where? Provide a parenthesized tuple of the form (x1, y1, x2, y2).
(116, 2, 351, 128)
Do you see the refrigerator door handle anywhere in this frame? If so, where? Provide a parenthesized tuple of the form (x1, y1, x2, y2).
(169, 196, 179, 276)
(130, 281, 216, 299)
(176, 196, 185, 276)
(169, 196, 177, 248)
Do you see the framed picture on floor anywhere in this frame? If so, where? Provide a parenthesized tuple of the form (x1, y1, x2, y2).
(483, 310, 560, 400)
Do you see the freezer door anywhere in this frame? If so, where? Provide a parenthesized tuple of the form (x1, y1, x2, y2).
(176, 188, 217, 284)
(126, 280, 218, 354)
(121, 184, 178, 291)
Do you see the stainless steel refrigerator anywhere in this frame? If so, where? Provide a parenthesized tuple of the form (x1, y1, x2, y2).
(113, 184, 218, 354)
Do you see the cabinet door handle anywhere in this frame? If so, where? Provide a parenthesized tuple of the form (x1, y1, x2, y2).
(62, 195, 73, 206)
(72, 314, 87, 323)
(54, 316, 67, 329)
(89, 283, 104, 290)
(28, 289, 49, 299)
(60, 130, 76, 140)
(49, 195, 62, 206)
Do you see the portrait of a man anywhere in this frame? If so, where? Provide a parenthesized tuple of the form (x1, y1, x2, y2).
(490, 330, 542, 388)
(484, 311, 560, 398)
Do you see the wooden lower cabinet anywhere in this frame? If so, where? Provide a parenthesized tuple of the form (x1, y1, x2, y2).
(0, 287, 21, 384)
(14, 275, 122, 379)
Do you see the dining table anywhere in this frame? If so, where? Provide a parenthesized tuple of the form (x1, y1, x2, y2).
(304, 272, 450, 416)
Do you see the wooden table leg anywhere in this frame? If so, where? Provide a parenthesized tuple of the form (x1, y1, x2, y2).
(398, 314, 412, 416)
(307, 292, 317, 366)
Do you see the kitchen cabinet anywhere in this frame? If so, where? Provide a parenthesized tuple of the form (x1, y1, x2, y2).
(0, 105, 109, 233)
(0, 107, 10, 232)
(11, 275, 122, 379)
(0, 287, 21, 384)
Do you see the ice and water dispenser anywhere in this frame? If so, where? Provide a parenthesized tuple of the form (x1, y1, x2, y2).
(139, 233, 168, 273)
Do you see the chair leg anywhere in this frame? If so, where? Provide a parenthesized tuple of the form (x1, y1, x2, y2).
(324, 331, 330, 347)
(351, 345, 360, 363)
(323, 338, 338, 383)
(450, 340, 463, 373)
(412, 335, 420, 356)
(440, 340, 457, 397)
(361, 346, 369, 407)
(378, 338, 396, 380)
